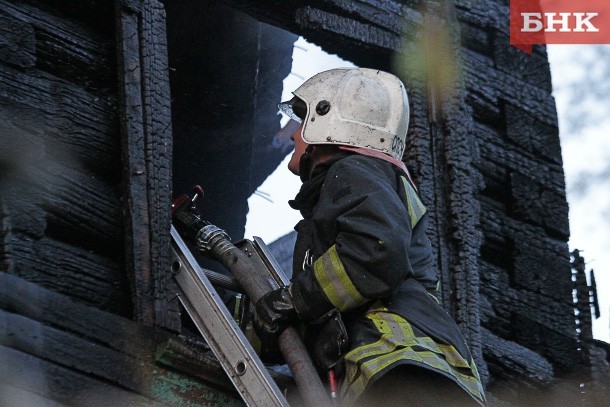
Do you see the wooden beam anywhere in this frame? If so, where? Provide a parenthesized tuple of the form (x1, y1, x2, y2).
(0, 272, 240, 405)
(115, 0, 178, 330)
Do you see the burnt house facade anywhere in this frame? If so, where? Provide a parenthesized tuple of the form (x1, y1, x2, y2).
(0, 0, 608, 405)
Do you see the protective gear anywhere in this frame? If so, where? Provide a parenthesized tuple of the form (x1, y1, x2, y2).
(279, 96, 307, 123)
(287, 154, 486, 406)
(303, 308, 348, 374)
(278, 68, 409, 160)
(253, 286, 298, 343)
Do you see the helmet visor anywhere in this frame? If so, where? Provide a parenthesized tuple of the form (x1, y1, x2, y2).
(278, 97, 307, 124)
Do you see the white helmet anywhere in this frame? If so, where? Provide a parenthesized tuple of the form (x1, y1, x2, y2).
(279, 68, 409, 160)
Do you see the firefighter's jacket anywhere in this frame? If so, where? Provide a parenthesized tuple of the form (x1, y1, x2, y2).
(288, 153, 486, 405)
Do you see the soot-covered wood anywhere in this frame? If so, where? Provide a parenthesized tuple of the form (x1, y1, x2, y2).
(116, 0, 178, 330)
(0, 273, 241, 406)
(1, 0, 129, 320)
(2, 0, 606, 402)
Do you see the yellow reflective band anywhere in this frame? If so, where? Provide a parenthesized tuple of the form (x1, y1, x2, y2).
(342, 311, 401, 386)
(342, 312, 414, 398)
(372, 311, 414, 341)
(341, 311, 484, 404)
(313, 245, 367, 312)
(438, 344, 472, 369)
(346, 346, 484, 404)
(401, 176, 427, 228)
(345, 346, 425, 402)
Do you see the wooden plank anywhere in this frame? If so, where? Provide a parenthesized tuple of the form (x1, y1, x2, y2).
(222, 0, 420, 38)
(0, 310, 156, 394)
(0, 345, 163, 406)
(139, 0, 178, 330)
(481, 327, 554, 385)
(493, 34, 552, 93)
(116, 3, 154, 326)
(323, 0, 421, 35)
(0, 98, 47, 242)
(480, 198, 573, 301)
(0, 273, 239, 405)
(116, 0, 178, 329)
(0, 9, 36, 69)
(218, 0, 414, 67)
(0, 308, 241, 405)
(510, 172, 569, 239)
(0, 271, 159, 357)
(504, 102, 561, 165)
(0, 67, 120, 178)
(155, 336, 234, 392)
(1, 0, 115, 90)
(479, 260, 576, 338)
(435, 96, 487, 382)
(473, 122, 566, 193)
(42, 161, 123, 253)
(8, 237, 129, 315)
(0, 96, 122, 255)
(0, 316, 240, 405)
(295, 6, 401, 51)
(463, 48, 558, 127)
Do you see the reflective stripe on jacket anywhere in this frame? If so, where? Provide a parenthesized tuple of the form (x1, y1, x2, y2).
(289, 153, 485, 405)
(341, 304, 485, 404)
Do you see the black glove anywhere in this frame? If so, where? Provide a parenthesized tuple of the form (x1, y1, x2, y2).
(254, 287, 298, 344)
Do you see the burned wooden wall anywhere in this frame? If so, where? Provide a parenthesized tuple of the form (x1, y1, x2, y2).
(0, 0, 179, 328)
(0, 0, 130, 315)
(0, 0, 245, 404)
(1, 0, 608, 405)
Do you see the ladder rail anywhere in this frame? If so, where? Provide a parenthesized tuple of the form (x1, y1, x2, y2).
(171, 226, 289, 407)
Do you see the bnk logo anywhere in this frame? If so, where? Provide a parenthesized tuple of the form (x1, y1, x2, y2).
(510, 0, 610, 53)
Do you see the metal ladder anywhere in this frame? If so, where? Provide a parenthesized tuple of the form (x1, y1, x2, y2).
(170, 226, 290, 406)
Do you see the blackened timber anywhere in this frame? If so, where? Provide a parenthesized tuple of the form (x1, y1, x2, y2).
(0, 66, 120, 178)
(504, 102, 562, 166)
(435, 89, 487, 382)
(479, 260, 576, 339)
(139, 0, 177, 331)
(43, 162, 123, 253)
(219, 0, 418, 68)
(221, 0, 421, 38)
(454, 0, 508, 34)
(0, 312, 240, 405)
(322, 0, 422, 35)
(295, 6, 401, 51)
(481, 327, 554, 386)
(462, 49, 558, 127)
(0, 272, 156, 356)
(156, 336, 235, 392)
(473, 122, 566, 194)
(0, 345, 163, 406)
(116, 3, 154, 326)
(1, 0, 115, 91)
(0, 272, 241, 405)
(479, 199, 573, 301)
(8, 237, 129, 315)
(0, 9, 36, 69)
(116, 0, 178, 330)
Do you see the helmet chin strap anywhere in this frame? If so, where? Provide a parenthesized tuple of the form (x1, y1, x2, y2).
(298, 145, 315, 182)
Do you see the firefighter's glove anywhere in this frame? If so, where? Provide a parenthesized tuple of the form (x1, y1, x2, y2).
(172, 204, 207, 242)
(254, 287, 298, 344)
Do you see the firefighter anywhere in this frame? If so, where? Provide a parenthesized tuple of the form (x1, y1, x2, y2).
(254, 68, 486, 406)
